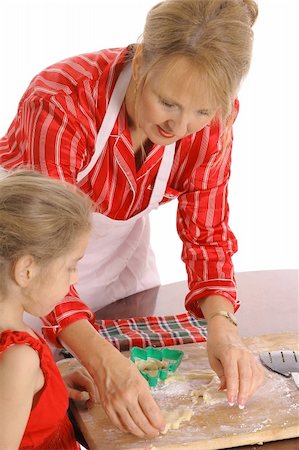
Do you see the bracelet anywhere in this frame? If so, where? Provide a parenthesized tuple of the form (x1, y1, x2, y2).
(208, 311, 238, 326)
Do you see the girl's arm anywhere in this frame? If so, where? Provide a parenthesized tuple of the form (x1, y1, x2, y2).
(0, 344, 42, 450)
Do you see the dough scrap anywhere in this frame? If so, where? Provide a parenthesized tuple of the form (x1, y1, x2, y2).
(135, 358, 168, 377)
(191, 375, 227, 406)
(161, 407, 194, 434)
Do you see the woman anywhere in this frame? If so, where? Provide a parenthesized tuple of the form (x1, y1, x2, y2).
(0, 0, 264, 438)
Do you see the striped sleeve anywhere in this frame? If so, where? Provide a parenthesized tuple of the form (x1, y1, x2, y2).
(179, 103, 240, 318)
(41, 286, 99, 347)
(1, 55, 102, 183)
(6, 64, 102, 344)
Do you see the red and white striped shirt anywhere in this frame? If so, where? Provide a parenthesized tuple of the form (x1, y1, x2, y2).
(0, 47, 239, 346)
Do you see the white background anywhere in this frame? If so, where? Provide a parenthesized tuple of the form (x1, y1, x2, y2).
(0, 0, 298, 284)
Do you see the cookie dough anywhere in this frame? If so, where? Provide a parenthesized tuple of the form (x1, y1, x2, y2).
(135, 358, 168, 376)
(161, 407, 194, 434)
(191, 375, 227, 406)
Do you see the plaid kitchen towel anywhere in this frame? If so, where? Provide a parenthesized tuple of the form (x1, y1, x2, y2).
(60, 313, 207, 357)
(96, 313, 207, 351)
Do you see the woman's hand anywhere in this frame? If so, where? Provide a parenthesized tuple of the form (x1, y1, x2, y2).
(206, 316, 265, 408)
(59, 320, 165, 438)
(93, 343, 165, 438)
(62, 366, 98, 408)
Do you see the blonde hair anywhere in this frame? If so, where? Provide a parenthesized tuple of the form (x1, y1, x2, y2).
(0, 170, 92, 295)
(134, 0, 258, 121)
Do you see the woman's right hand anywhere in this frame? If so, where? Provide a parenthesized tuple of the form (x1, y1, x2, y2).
(59, 319, 165, 437)
(94, 343, 165, 438)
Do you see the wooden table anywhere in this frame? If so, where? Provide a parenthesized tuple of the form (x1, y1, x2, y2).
(75, 270, 299, 449)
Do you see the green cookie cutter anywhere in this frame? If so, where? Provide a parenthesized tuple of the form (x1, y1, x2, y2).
(130, 346, 184, 387)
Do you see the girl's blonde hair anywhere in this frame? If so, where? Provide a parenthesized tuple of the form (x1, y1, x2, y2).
(0, 170, 92, 295)
(134, 0, 258, 121)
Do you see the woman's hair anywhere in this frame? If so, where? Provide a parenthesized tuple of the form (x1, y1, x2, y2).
(135, 0, 258, 121)
(0, 170, 92, 295)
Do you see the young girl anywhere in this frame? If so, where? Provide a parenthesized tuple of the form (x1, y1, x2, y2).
(0, 170, 96, 449)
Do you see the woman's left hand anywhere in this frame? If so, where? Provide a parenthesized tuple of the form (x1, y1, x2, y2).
(206, 317, 265, 408)
(62, 366, 98, 408)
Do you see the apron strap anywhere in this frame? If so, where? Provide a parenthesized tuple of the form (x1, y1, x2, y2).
(77, 64, 132, 182)
(148, 142, 176, 207)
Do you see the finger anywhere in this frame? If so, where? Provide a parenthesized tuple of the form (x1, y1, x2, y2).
(208, 355, 226, 390)
(126, 401, 162, 437)
(139, 391, 165, 432)
(97, 391, 142, 436)
(70, 370, 99, 403)
(223, 360, 239, 406)
(114, 407, 147, 438)
(104, 407, 129, 435)
(246, 358, 265, 400)
(237, 359, 253, 408)
(67, 387, 90, 402)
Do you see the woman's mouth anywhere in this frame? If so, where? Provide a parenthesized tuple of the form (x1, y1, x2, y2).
(157, 125, 175, 139)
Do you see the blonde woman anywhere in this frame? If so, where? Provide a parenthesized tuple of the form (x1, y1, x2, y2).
(0, 0, 264, 438)
(0, 171, 98, 449)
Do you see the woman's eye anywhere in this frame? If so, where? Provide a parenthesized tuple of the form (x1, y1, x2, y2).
(160, 99, 174, 108)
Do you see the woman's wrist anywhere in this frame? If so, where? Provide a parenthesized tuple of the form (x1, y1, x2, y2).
(207, 314, 240, 337)
(58, 319, 113, 374)
(196, 295, 240, 336)
(208, 311, 238, 327)
(199, 295, 235, 320)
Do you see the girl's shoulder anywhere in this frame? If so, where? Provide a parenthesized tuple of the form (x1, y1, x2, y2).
(0, 340, 40, 368)
(0, 335, 41, 395)
(0, 330, 41, 371)
(0, 330, 43, 359)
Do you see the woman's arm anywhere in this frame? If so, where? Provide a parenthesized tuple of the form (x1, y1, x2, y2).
(0, 345, 41, 449)
(177, 104, 264, 406)
(59, 319, 165, 437)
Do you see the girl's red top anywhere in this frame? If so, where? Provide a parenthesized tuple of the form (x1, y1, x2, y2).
(0, 330, 80, 449)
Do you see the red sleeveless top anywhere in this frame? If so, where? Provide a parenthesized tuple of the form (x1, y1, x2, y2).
(0, 330, 80, 449)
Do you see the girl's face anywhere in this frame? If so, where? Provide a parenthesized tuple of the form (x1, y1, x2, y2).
(23, 233, 89, 318)
(136, 56, 216, 145)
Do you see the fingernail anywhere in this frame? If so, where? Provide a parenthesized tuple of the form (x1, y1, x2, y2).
(238, 404, 245, 410)
(228, 401, 234, 407)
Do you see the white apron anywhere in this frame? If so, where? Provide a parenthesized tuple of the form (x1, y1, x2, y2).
(75, 64, 176, 311)
(0, 63, 176, 333)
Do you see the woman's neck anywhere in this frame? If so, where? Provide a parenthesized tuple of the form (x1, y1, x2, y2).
(125, 79, 147, 153)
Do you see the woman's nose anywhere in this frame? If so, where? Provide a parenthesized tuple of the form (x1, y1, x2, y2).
(168, 116, 190, 137)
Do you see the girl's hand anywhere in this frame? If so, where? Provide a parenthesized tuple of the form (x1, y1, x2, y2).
(62, 367, 98, 408)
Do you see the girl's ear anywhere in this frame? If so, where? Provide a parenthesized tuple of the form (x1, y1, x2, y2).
(13, 255, 37, 288)
(132, 44, 144, 83)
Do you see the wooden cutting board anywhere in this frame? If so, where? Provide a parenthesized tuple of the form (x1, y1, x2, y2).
(58, 333, 299, 449)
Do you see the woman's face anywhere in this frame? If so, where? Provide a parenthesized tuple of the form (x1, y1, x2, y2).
(136, 56, 216, 145)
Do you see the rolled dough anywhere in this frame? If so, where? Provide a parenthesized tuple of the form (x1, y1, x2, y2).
(165, 369, 216, 383)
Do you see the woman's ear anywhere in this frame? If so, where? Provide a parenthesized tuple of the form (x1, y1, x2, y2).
(13, 255, 37, 288)
(132, 44, 144, 83)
